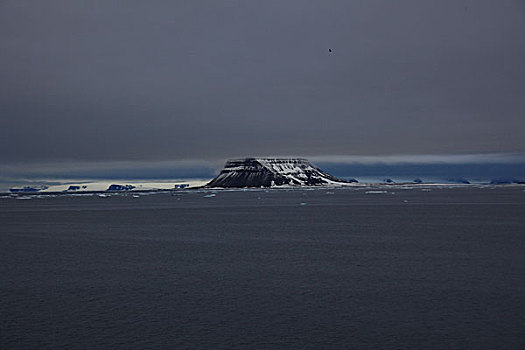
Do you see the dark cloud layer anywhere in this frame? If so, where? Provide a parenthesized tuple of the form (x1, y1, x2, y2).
(1, 0, 525, 165)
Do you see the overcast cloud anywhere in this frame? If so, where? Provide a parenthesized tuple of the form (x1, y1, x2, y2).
(1, 0, 525, 171)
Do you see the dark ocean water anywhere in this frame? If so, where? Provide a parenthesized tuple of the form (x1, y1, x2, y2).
(1, 187, 525, 349)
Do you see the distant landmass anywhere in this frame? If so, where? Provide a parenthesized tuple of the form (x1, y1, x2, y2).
(3, 158, 525, 194)
(206, 158, 352, 188)
(8, 185, 49, 193)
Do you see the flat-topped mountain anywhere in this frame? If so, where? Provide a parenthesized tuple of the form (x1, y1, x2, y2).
(206, 158, 350, 188)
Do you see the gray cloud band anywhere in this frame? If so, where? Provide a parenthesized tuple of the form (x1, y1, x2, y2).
(1, 1, 524, 163)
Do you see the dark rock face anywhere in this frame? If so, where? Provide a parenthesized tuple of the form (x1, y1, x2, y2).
(206, 158, 349, 188)
(106, 184, 136, 191)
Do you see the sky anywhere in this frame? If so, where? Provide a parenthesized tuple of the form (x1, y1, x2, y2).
(1, 0, 525, 183)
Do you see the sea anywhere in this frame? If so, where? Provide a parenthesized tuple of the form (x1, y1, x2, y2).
(1, 186, 525, 349)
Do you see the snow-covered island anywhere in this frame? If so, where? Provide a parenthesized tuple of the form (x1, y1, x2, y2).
(205, 158, 354, 188)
